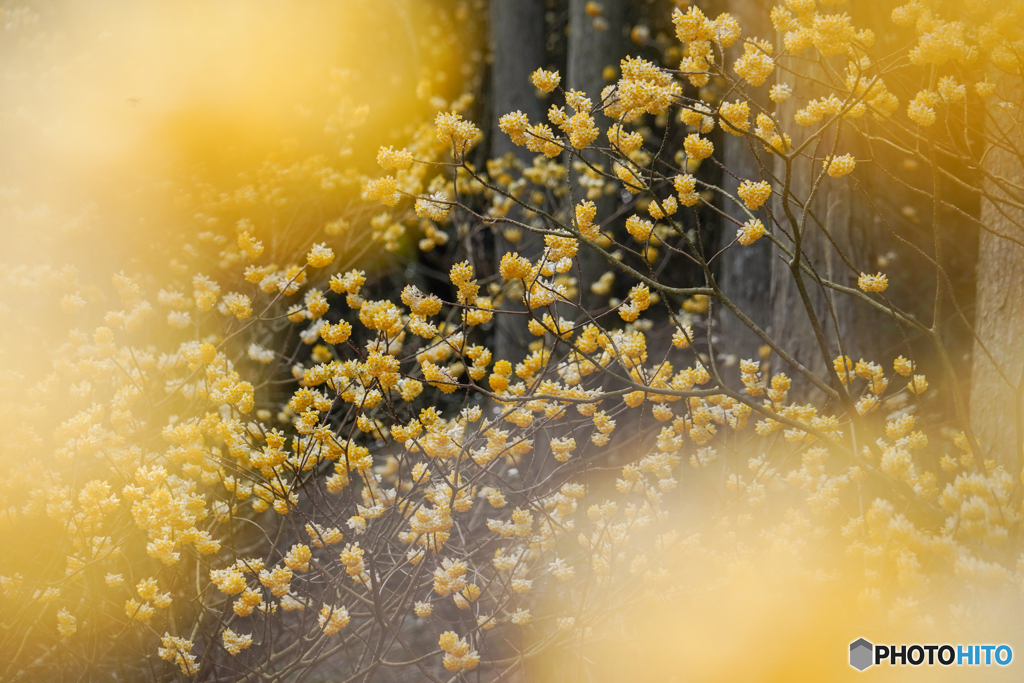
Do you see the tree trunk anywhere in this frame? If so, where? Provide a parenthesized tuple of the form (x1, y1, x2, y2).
(970, 76, 1024, 468)
(715, 0, 773, 376)
(489, 0, 547, 361)
(769, 62, 874, 400)
(489, 0, 547, 160)
(567, 0, 628, 309)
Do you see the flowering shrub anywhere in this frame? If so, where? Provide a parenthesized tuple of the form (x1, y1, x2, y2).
(3, 0, 1024, 679)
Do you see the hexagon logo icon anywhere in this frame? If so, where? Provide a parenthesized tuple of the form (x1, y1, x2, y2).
(850, 638, 874, 671)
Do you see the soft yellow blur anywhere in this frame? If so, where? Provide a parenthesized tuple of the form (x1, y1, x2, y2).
(0, 0, 459, 269)
(533, 554, 1016, 682)
(0, 0, 468, 373)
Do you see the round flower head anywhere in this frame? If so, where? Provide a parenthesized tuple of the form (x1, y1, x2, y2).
(306, 243, 334, 268)
(718, 100, 751, 135)
(684, 134, 714, 160)
(737, 218, 766, 245)
(625, 215, 654, 242)
(858, 272, 888, 293)
(415, 193, 451, 222)
(530, 69, 561, 93)
(769, 83, 792, 102)
(499, 111, 530, 145)
(824, 154, 856, 178)
(734, 38, 775, 86)
(737, 180, 771, 210)
(376, 145, 413, 170)
(363, 176, 401, 206)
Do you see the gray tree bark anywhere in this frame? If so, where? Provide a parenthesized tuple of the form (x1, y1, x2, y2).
(489, 0, 547, 361)
(566, 0, 628, 310)
(715, 0, 773, 376)
(489, 0, 547, 160)
(769, 62, 875, 400)
(970, 76, 1024, 468)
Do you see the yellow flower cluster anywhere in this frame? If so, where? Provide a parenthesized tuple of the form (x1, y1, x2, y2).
(318, 604, 351, 635)
(738, 219, 766, 245)
(857, 272, 888, 293)
(738, 180, 772, 210)
(530, 68, 561, 93)
(606, 56, 682, 121)
(439, 631, 480, 672)
(824, 153, 856, 178)
(7, 0, 1024, 680)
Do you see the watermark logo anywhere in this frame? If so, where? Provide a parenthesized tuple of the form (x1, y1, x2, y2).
(849, 638, 873, 671)
(849, 639, 1013, 670)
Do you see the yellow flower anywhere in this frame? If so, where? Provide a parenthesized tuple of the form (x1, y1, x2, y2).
(674, 173, 700, 206)
(499, 111, 530, 145)
(318, 605, 350, 635)
(737, 180, 772, 210)
(530, 68, 561, 93)
(223, 629, 253, 655)
(857, 272, 888, 293)
(435, 111, 480, 151)
(363, 176, 401, 206)
(499, 252, 532, 280)
(56, 608, 76, 637)
(376, 145, 413, 170)
(625, 215, 654, 242)
(734, 39, 775, 86)
(237, 231, 264, 259)
(737, 218, 766, 245)
(769, 83, 792, 102)
(306, 243, 335, 268)
(575, 200, 600, 239)
(718, 99, 751, 135)
(824, 154, 856, 178)
(648, 195, 677, 219)
(684, 133, 714, 160)
(320, 320, 352, 344)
